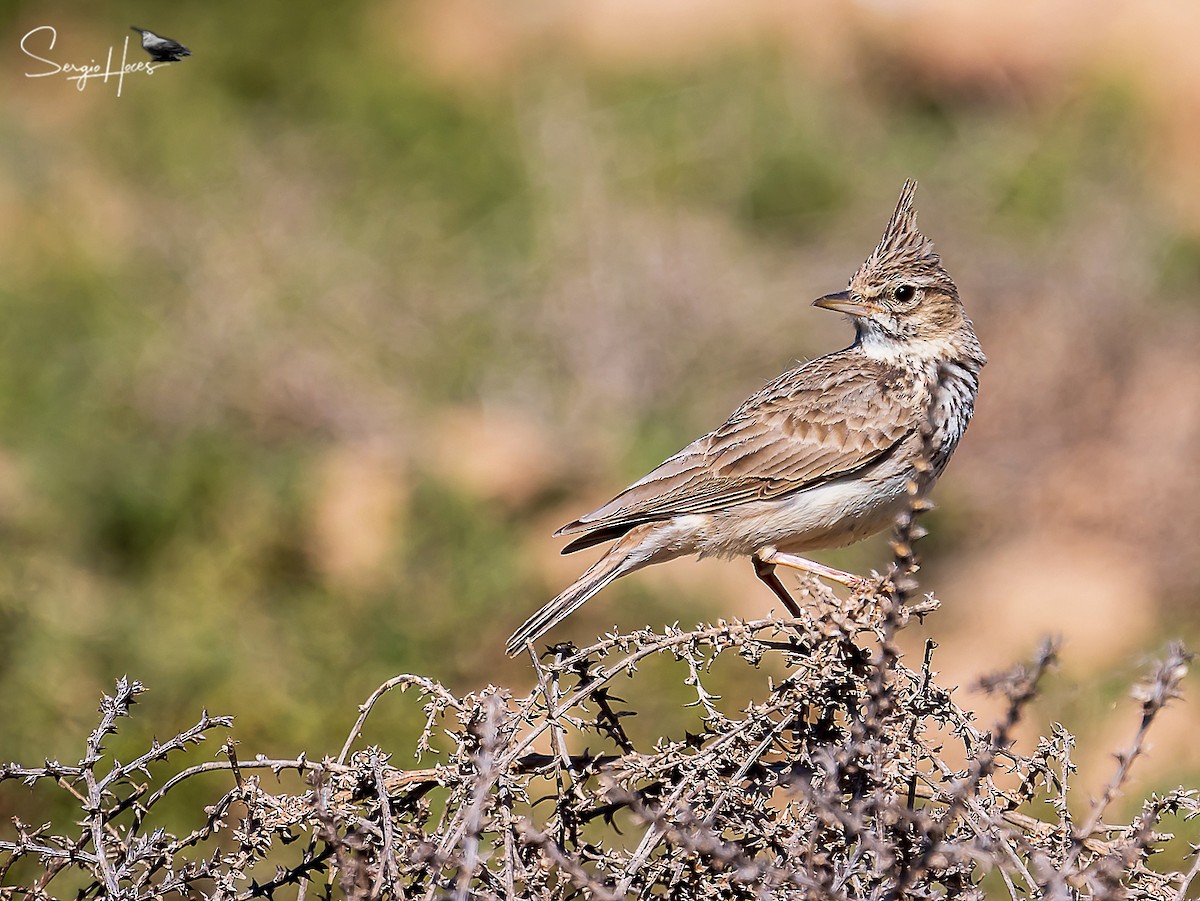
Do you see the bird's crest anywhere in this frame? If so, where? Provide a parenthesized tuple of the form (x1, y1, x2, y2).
(853, 180, 951, 289)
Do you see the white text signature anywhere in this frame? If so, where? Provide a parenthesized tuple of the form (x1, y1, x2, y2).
(21, 26, 166, 96)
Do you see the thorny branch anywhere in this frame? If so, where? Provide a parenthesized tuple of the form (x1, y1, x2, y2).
(2, 604, 1194, 899)
(1, 402, 1197, 899)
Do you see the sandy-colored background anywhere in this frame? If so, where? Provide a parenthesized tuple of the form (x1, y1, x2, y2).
(2, 0, 1199, 832)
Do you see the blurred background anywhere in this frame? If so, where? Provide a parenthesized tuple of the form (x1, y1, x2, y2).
(2, 0, 1200, 830)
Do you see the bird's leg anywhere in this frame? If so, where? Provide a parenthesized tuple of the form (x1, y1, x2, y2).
(752, 554, 804, 618)
(757, 548, 865, 589)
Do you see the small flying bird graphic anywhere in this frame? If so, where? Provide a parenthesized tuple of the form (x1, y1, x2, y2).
(130, 27, 191, 63)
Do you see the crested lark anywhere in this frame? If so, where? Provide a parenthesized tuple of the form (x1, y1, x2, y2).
(507, 181, 985, 657)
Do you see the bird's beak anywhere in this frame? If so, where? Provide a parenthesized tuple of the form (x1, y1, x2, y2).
(812, 291, 876, 317)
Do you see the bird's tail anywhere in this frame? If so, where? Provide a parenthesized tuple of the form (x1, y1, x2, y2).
(505, 530, 656, 657)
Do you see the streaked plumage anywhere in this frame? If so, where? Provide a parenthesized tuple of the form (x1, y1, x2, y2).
(507, 181, 985, 657)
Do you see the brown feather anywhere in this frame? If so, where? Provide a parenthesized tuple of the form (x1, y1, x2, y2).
(556, 353, 922, 545)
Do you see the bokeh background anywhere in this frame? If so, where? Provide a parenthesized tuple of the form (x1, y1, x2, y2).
(3, 0, 1200, 835)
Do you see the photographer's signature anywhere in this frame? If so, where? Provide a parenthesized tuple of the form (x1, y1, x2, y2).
(21, 26, 170, 96)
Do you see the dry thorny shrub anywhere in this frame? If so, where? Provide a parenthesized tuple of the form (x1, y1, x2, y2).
(3, 422, 1200, 900)
(1, 585, 1197, 899)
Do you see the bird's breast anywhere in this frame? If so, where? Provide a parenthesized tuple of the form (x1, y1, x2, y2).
(926, 357, 981, 476)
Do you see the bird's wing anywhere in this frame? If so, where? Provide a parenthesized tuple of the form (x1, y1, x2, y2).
(557, 354, 919, 540)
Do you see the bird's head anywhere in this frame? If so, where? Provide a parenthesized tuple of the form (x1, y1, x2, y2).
(814, 180, 970, 351)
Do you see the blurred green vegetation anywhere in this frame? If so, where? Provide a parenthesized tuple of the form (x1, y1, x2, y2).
(3, 0, 1200, 843)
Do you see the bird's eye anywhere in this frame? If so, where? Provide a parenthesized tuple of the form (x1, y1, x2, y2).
(893, 284, 916, 302)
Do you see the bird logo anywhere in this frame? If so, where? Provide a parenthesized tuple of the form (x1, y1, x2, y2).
(130, 27, 191, 63)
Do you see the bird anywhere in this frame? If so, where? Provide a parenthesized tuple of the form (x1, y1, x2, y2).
(506, 180, 986, 658)
(130, 27, 191, 63)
